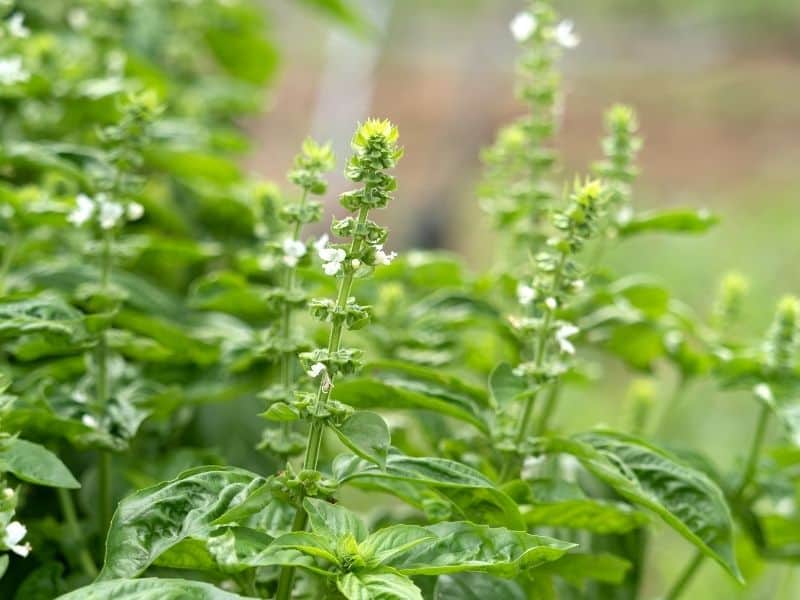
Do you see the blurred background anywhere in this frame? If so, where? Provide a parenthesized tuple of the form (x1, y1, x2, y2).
(254, 1, 800, 597)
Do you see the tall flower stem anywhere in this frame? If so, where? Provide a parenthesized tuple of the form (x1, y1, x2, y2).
(57, 488, 98, 577)
(96, 228, 113, 536)
(665, 402, 770, 600)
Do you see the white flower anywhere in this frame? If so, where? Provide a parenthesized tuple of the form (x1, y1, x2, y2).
(126, 202, 144, 221)
(516, 283, 536, 306)
(521, 455, 546, 480)
(314, 234, 329, 253)
(555, 323, 579, 355)
(554, 20, 580, 48)
(319, 246, 346, 276)
(7, 13, 29, 39)
(3, 488, 14, 499)
(4, 521, 31, 557)
(510, 11, 537, 42)
(774, 497, 796, 517)
(0, 56, 29, 85)
(68, 194, 95, 227)
(545, 297, 558, 311)
(68, 8, 89, 30)
(98, 198, 124, 230)
(754, 383, 774, 404)
(81, 414, 99, 428)
(281, 238, 307, 268)
(373, 245, 397, 266)
(559, 455, 581, 482)
(307, 362, 326, 378)
(571, 279, 585, 293)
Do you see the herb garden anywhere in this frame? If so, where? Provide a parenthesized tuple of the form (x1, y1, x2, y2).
(0, 1, 797, 599)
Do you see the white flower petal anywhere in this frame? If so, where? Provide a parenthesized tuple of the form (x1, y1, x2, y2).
(323, 261, 341, 276)
(374, 245, 397, 266)
(7, 13, 29, 39)
(98, 200, 124, 230)
(11, 542, 31, 557)
(516, 283, 536, 306)
(126, 202, 144, 221)
(510, 11, 537, 42)
(68, 194, 95, 227)
(0, 56, 29, 85)
(307, 362, 326, 378)
(555, 20, 580, 48)
(4, 521, 27, 546)
(313, 234, 329, 253)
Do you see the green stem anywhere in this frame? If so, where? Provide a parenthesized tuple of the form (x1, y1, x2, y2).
(664, 401, 770, 600)
(0, 228, 18, 297)
(279, 191, 308, 438)
(57, 488, 99, 578)
(276, 205, 370, 600)
(499, 253, 567, 481)
(96, 229, 113, 536)
(535, 382, 561, 436)
(650, 376, 688, 437)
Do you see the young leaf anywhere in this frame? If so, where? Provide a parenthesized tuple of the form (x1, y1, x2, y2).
(385, 521, 575, 577)
(331, 411, 391, 468)
(0, 438, 80, 489)
(360, 524, 436, 565)
(618, 208, 718, 237)
(333, 451, 524, 529)
(99, 467, 267, 580)
(55, 578, 255, 600)
(538, 430, 742, 582)
(337, 572, 423, 600)
(488, 362, 528, 408)
(304, 497, 369, 542)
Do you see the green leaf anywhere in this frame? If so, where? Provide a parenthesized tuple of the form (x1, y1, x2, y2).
(360, 524, 436, 565)
(258, 531, 339, 565)
(336, 362, 491, 433)
(331, 411, 391, 468)
(297, 0, 371, 33)
(536, 553, 633, 587)
(99, 467, 267, 580)
(619, 208, 718, 237)
(488, 362, 528, 408)
(337, 572, 423, 600)
(261, 402, 300, 422)
(304, 497, 368, 542)
(55, 578, 254, 600)
(0, 438, 80, 489)
(334, 451, 524, 529)
(539, 430, 742, 582)
(520, 478, 648, 534)
(434, 573, 526, 600)
(385, 521, 574, 577)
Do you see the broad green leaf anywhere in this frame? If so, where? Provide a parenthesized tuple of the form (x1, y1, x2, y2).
(536, 553, 633, 587)
(360, 524, 435, 565)
(99, 467, 267, 580)
(305, 497, 368, 542)
(332, 411, 391, 468)
(333, 451, 524, 529)
(385, 521, 574, 577)
(539, 430, 742, 581)
(603, 322, 664, 371)
(619, 208, 718, 237)
(434, 573, 526, 600)
(337, 572, 423, 600)
(488, 362, 528, 408)
(0, 438, 79, 489)
(520, 478, 647, 534)
(260, 531, 339, 564)
(261, 402, 300, 422)
(55, 578, 254, 600)
(336, 362, 491, 433)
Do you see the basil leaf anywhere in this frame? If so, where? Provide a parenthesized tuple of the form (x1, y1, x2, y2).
(618, 208, 718, 237)
(359, 524, 436, 565)
(385, 521, 574, 577)
(100, 466, 267, 580)
(488, 362, 528, 408)
(55, 578, 254, 600)
(304, 497, 368, 542)
(536, 552, 633, 587)
(540, 430, 742, 582)
(434, 573, 526, 600)
(333, 451, 524, 529)
(0, 438, 80, 489)
(336, 361, 491, 433)
(331, 411, 391, 468)
(337, 572, 423, 600)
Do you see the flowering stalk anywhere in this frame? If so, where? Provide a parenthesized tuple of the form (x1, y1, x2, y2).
(480, 1, 577, 256)
(500, 179, 605, 479)
(260, 139, 333, 457)
(67, 94, 157, 535)
(274, 120, 401, 600)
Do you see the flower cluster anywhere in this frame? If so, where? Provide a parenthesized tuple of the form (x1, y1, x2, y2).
(764, 295, 799, 374)
(0, 485, 30, 558)
(480, 2, 579, 254)
(68, 193, 144, 231)
(593, 104, 642, 225)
